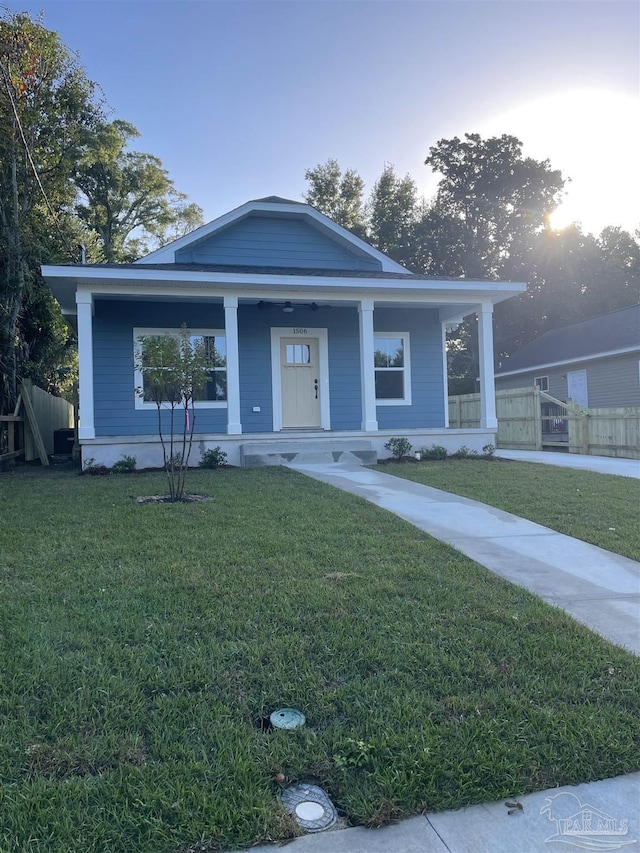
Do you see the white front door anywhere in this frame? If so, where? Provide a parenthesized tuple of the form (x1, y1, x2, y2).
(567, 369, 588, 407)
(280, 337, 321, 428)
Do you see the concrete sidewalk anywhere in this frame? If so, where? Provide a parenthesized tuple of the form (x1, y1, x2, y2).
(291, 463, 640, 654)
(495, 449, 640, 478)
(238, 772, 640, 853)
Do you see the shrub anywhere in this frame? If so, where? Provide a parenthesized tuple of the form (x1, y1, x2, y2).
(451, 445, 479, 459)
(482, 443, 496, 457)
(419, 444, 448, 461)
(111, 454, 136, 473)
(81, 457, 110, 476)
(199, 446, 227, 469)
(384, 437, 412, 459)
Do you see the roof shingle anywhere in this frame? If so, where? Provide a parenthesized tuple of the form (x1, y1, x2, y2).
(496, 304, 640, 373)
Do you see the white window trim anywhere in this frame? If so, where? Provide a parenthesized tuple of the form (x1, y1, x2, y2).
(375, 331, 412, 406)
(133, 327, 228, 410)
(535, 375, 549, 392)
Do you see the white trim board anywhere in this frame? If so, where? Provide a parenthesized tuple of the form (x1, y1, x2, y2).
(496, 345, 640, 377)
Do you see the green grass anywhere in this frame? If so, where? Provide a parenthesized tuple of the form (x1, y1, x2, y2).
(379, 457, 640, 562)
(0, 464, 639, 852)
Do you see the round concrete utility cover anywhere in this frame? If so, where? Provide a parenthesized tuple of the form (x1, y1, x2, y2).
(270, 708, 306, 730)
(281, 783, 338, 832)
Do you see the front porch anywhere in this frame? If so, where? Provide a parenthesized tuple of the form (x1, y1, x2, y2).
(78, 426, 497, 469)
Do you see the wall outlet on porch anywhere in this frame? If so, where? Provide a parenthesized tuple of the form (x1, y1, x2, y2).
(252, 406, 261, 412)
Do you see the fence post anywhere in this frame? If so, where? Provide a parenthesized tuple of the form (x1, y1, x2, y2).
(567, 403, 588, 454)
(533, 386, 542, 450)
(578, 407, 589, 455)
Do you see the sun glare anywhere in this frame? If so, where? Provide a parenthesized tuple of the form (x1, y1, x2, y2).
(548, 202, 579, 232)
(480, 90, 640, 236)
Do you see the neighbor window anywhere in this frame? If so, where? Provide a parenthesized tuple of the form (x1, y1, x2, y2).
(535, 376, 549, 392)
(374, 333, 411, 405)
(134, 328, 227, 409)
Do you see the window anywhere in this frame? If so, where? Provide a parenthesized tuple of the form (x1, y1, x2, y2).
(285, 344, 311, 365)
(134, 328, 227, 409)
(535, 376, 549, 392)
(374, 333, 411, 405)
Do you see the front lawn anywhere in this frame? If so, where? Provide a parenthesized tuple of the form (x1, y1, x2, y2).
(1, 465, 638, 852)
(379, 457, 640, 562)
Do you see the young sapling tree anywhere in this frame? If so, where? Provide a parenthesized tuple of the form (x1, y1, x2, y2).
(136, 324, 215, 500)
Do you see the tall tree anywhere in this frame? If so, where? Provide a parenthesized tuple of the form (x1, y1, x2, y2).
(75, 119, 204, 262)
(0, 10, 102, 411)
(424, 133, 565, 279)
(366, 164, 419, 267)
(303, 159, 366, 237)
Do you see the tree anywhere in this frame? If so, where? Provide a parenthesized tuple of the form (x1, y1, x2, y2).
(75, 119, 203, 262)
(0, 10, 102, 411)
(136, 325, 215, 501)
(366, 164, 420, 267)
(424, 133, 565, 279)
(303, 159, 366, 237)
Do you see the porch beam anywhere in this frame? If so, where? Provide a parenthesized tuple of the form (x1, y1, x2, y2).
(358, 299, 378, 431)
(223, 295, 242, 434)
(477, 303, 498, 429)
(76, 291, 95, 440)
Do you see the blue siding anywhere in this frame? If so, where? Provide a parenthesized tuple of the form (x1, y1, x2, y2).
(175, 214, 382, 271)
(92, 301, 445, 437)
(93, 301, 228, 436)
(374, 308, 444, 429)
(328, 309, 362, 430)
(236, 306, 274, 432)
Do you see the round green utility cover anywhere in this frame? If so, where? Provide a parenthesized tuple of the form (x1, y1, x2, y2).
(270, 708, 306, 729)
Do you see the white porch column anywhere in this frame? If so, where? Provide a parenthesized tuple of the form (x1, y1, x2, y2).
(477, 303, 498, 429)
(358, 299, 378, 431)
(223, 295, 242, 435)
(441, 321, 450, 428)
(75, 291, 95, 440)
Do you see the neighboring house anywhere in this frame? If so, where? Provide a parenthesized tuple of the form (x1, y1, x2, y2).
(495, 305, 640, 408)
(42, 196, 525, 467)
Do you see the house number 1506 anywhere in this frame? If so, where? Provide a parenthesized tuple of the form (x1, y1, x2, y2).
(292, 328, 308, 334)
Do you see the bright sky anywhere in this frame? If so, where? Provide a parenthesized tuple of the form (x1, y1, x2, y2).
(16, 0, 640, 236)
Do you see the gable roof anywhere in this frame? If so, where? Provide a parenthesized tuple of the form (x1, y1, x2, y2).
(496, 304, 640, 375)
(137, 197, 409, 274)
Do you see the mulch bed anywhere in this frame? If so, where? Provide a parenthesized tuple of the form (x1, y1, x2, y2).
(135, 494, 212, 504)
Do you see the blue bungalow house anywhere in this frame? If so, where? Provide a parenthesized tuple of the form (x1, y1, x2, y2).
(42, 196, 525, 467)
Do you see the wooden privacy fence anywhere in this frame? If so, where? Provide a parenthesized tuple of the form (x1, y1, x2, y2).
(0, 379, 74, 467)
(448, 386, 640, 460)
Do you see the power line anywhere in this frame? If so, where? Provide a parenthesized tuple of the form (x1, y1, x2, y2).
(0, 60, 80, 263)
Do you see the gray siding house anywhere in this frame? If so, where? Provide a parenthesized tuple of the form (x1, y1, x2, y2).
(495, 305, 640, 408)
(43, 196, 524, 467)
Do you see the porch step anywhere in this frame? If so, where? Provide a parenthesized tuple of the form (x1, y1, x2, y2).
(240, 439, 377, 469)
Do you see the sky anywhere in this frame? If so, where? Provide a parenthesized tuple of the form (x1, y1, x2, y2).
(12, 0, 640, 236)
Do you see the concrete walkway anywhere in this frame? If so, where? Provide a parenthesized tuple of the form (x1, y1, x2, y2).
(495, 449, 640, 478)
(290, 462, 640, 654)
(229, 460, 640, 853)
(238, 772, 640, 852)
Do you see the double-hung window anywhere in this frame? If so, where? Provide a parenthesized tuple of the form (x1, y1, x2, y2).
(535, 376, 549, 392)
(374, 333, 411, 405)
(134, 328, 227, 409)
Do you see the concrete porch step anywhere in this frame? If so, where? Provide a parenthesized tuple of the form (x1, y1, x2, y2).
(240, 439, 376, 469)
